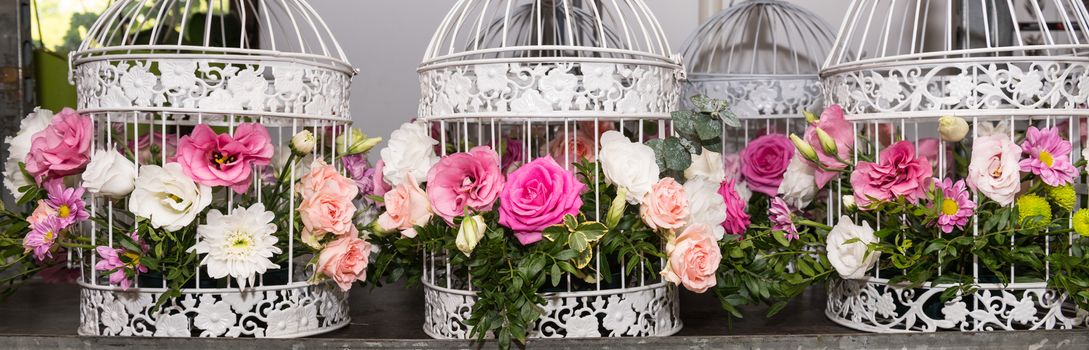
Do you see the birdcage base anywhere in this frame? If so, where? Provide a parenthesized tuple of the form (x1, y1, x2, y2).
(825, 278, 1088, 333)
(422, 281, 681, 339)
(77, 281, 350, 337)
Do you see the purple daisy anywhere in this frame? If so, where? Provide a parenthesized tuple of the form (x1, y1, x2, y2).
(24, 216, 64, 262)
(1019, 126, 1077, 186)
(769, 196, 799, 241)
(93, 232, 148, 290)
(44, 180, 89, 228)
(933, 177, 976, 233)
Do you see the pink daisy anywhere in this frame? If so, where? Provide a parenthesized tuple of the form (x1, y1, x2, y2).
(769, 197, 799, 241)
(933, 178, 975, 233)
(24, 216, 64, 262)
(94, 232, 149, 290)
(1019, 126, 1077, 186)
(44, 180, 89, 228)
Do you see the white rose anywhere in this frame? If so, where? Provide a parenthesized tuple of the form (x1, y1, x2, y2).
(777, 155, 817, 209)
(81, 148, 137, 198)
(684, 148, 725, 183)
(129, 163, 213, 232)
(684, 179, 727, 240)
(599, 131, 659, 204)
(290, 130, 316, 155)
(3, 108, 53, 198)
(826, 215, 880, 279)
(380, 122, 438, 186)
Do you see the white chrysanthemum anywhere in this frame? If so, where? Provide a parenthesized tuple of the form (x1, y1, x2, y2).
(189, 203, 282, 290)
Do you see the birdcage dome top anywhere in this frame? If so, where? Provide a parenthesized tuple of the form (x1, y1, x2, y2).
(822, 0, 1089, 120)
(419, 0, 680, 72)
(72, 0, 351, 74)
(823, 0, 1089, 74)
(683, 0, 835, 78)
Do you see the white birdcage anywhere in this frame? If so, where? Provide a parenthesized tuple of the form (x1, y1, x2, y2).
(417, 0, 684, 339)
(822, 0, 1089, 332)
(70, 0, 355, 337)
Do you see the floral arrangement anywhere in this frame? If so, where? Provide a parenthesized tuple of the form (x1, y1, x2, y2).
(0, 107, 383, 307)
(366, 98, 741, 348)
(780, 106, 1089, 311)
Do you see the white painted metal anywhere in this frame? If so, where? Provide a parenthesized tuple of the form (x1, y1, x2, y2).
(71, 0, 354, 338)
(418, 0, 682, 339)
(823, 0, 1089, 332)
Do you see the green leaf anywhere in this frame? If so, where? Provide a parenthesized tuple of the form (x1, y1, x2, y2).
(553, 249, 578, 261)
(576, 222, 608, 244)
(569, 231, 590, 253)
(550, 264, 562, 287)
(772, 230, 790, 247)
(563, 214, 578, 232)
(694, 113, 723, 140)
(573, 248, 594, 269)
(542, 225, 568, 243)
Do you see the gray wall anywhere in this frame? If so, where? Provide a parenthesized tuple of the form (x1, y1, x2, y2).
(308, 0, 852, 146)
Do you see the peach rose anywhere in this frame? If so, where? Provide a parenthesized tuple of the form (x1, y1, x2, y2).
(661, 224, 721, 293)
(543, 130, 596, 169)
(377, 175, 433, 238)
(27, 200, 58, 226)
(296, 159, 357, 199)
(317, 232, 372, 291)
(640, 178, 688, 231)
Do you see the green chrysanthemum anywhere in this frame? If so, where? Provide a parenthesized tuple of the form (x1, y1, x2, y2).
(1074, 209, 1089, 237)
(1047, 185, 1076, 212)
(1017, 194, 1052, 228)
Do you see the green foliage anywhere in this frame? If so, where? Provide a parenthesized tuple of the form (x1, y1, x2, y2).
(647, 96, 738, 173)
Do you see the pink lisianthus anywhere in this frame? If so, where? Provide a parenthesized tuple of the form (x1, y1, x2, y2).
(24, 216, 64, 262)
(317, 231, 372, 291)
(543, 131, 596, 170)
(850, 141, 933, 208)
(740, 134, 794, 196)
(427, 146, 505, 225)
(1018, 126, 1077, 187)
(718, 179, 751, 237)
(661, 224, 721, 293)
(498, 157, 585, 245)
(377, 175, 433, 239)
(25, 108, 93, 181)
(44, 181, 89, 228)
(93, 232, 149, 290)
(175, 123, 273, 194)
(640, 177, 688, 231)
(802, 105, 854, 189)
(769, 197, 799, 241)
(932, 178, 975, 233)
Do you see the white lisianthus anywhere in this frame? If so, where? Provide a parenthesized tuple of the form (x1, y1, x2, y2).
(777, 155, 817, 209)
(683, 179, 727, 240)
(189, 203, 281, 290)
(3, 108, 53, 198)
(82, 148, 137, 198)
(290, 130, 316, 155)
(684, 148, 725, 183)
(129, 163, 213, 232)
(826, 215, 880, 279)
(599, 131, 659, 204)
(380, 122, 438, 186)
(455, 215, 486, 257)
(977, 121, 1010, 138)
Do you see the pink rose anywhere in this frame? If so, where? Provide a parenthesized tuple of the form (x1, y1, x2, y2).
(175, 123, 273, 194)
(543, 131, 596, 170)
(128, 132, 178, 164)
(25, 108, 92, 181)
(296, 159, 358, 199)
(741, 134, 794, 196)
(803, 105, 855, 189)
(662, 224, 721, 293)
(498, 157, 585, 245)
(850, 141, 932, 208)
(297, 161, 359, 247)
(27, 200, 58, 226)
(427, 146, 505, 225)
(318, 232, 372, 291)
(966, 134, 1022, 206)
(577, 120, 616, 137)
(377, 175, 433, 238)
(640, 177, 688, 231)
(719, 179, 751, 236)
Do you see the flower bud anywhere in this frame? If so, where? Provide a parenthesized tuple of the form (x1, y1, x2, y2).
(606, 188, 628, 229)
(290, 130, 316, 155)
(370, 220, 395, 238)
(938, 116, 969, 142)
(789, 134, 819, 163)
(336, 128, 382, 155)
(456, 215, 486, 257)
(803, 110, 819, 125)
(814, 127, 839, 156)
(842, 195, 856, 210)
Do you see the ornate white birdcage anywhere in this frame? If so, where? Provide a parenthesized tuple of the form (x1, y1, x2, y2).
(70, 0, 357, 337)
(822, 0, 1089, 332)
(417, 0, 684, 339)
